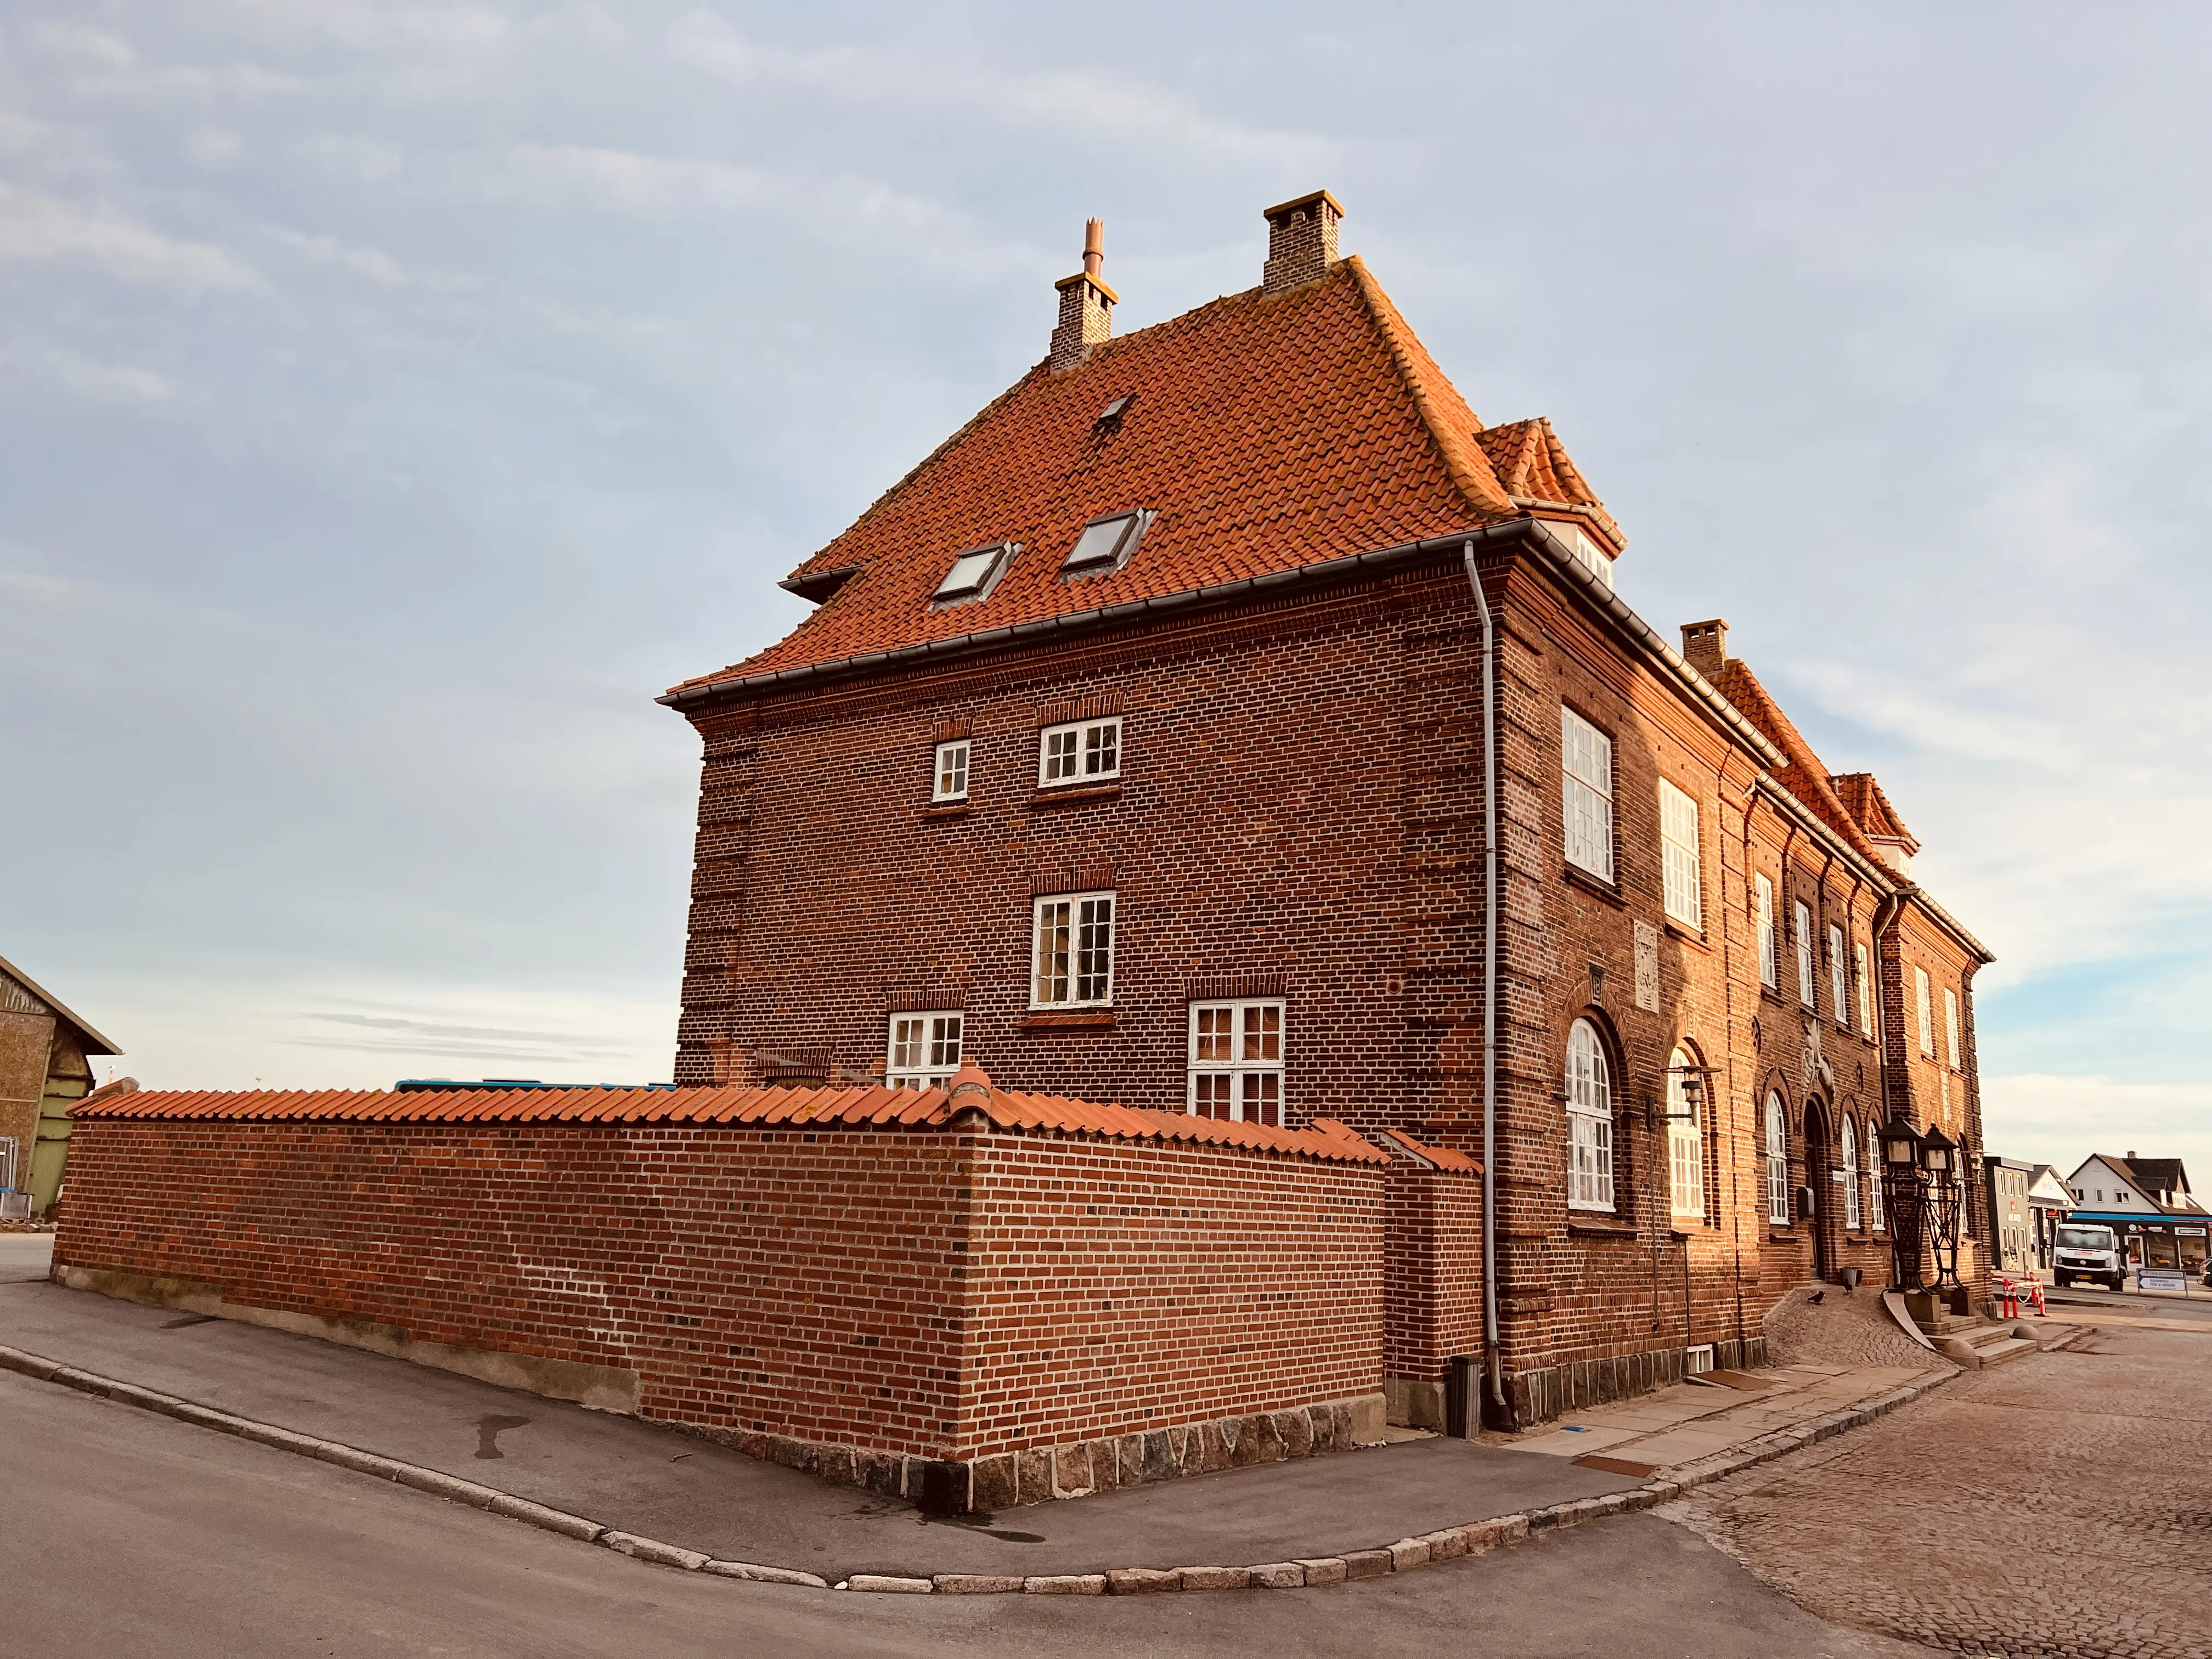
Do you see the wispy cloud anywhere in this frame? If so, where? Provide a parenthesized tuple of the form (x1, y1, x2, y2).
(1983, 1074, 2212, 1180)
(0, 184, 264, 291)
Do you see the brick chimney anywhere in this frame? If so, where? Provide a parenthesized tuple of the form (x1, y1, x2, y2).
(1048, 217, 1115, 374)
(1680, 618, 1730, 679)
(1262, 190, 1344, 294)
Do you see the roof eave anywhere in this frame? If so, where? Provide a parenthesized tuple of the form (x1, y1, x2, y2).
(0, 951, 120, 1055)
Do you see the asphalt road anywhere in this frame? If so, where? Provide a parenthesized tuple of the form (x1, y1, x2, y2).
(3, 1368, 1934, 1658)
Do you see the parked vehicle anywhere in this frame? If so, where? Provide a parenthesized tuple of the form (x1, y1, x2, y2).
(2053, 1222, 2124, 1290)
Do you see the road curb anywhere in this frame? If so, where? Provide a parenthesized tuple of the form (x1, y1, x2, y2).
(0, 1340, 1961, 1597)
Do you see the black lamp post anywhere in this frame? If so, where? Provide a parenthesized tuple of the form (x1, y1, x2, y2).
(1920, 1125, 1963, 1291)
(1880, 1117, 1927, 1291)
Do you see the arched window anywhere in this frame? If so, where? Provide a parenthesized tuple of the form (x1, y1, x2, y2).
(1667, 1046, 1705, 1221)
(1566, 1020, 1614, 1211)
(1766, 1091, 1790, 1226)
(1842, 1113, 1862, 1229)
(1866, 1121, 1884, 1231)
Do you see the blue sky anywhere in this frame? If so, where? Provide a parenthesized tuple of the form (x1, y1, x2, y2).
(3, 3, 2207, 1180)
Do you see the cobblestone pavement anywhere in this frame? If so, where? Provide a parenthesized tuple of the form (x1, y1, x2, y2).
(1663, 1327, 2211, 1658)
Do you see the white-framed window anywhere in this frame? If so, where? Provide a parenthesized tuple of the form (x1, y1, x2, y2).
(1766, 1091, 1790, 1226)
(1795, 901, 1815, 1008)
(1944, 988, 1961, 1070)
(1667, 1047, 1705, 1222)
(1829, 923, 1848, 1028)
(1561, 708, 1614, 881)
(1659, 780, 1702, 928)
(1867, 1121, 1884, 1231)
(1566, 1019, 1615, 1211)
(1855, 941, 1874, 1039)
(1842, 1114, 1862, 1229)
(1038, 716, 1121, 788)
(1756, 873, 1778, 989)
(932, 739, 970, 802)
(885, 1012, 963, 1090)
(1032, 891, 1115, 1007)
(1188, 999, 1284, 1126)
(1915, 967, 1934, 1057)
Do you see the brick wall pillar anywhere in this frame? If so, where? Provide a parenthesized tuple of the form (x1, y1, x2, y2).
(1380, 1139, 1484, 1429)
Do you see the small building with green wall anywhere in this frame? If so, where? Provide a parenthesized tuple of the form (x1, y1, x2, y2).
(1, 952, 119, 1217)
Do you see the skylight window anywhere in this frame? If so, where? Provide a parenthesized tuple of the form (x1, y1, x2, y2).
(1094, 394, 1134, 429)
(933, 541, 1013, 604)
(1063, 511, 1148, 577)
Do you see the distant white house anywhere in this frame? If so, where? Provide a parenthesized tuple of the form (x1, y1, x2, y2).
(2063, 1153, 2200, 1214)
(2062, 1153, 2206, 1274)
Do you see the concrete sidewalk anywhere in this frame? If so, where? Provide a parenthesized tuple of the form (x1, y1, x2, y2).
(0, 1235, 1957, 1588)
(1500, 1360, 1943, 1475)
(0, 1251, 1634, 1582)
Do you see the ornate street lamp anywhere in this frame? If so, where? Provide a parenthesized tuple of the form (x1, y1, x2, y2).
(1880, 1117, 1927, 1291)
(1920, 1125, 1963, 1291)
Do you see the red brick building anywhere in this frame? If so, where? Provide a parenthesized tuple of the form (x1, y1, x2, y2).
(659, 190, 1995, 1427)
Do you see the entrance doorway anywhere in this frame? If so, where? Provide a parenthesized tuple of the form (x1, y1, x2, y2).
(1804, 1100, 1833, 1282)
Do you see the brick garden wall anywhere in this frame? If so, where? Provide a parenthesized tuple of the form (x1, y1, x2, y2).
(1382, 1164, 1483, 1427)
(54, 1116, 1382, 1508)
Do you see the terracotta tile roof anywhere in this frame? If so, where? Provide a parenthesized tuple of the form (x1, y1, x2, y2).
(670, 258, 1609, 694)
(1470, 418, 1624, 549)
(76, 1068, 1386, 1166)
(1372, 1125, 1482, 1173)
(1829, 772, 1918, 855)
(1712, 658, 1889, 867)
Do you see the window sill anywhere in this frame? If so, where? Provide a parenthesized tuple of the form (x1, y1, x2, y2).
(1663, 917, 1711, 952)
(920, 802, 973, 821)
(1028, 782, 1124, 811)
(1768, 1226, 1798, 1240)
(1015, 1011, 1117, 1030)
(1561, 864, 1625, 907)
(1567, 1218, 1639, 1239)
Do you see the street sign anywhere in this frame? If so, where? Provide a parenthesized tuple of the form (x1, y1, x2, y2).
(2138, 1269, 2188, 1293)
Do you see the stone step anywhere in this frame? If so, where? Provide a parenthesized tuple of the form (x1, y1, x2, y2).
(1935, 1334, 2038, 1370)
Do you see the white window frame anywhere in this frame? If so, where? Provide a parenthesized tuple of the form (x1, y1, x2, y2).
(1659, 780, 1702, 928)
(1756, 873, 1777, 990)
(1795, 900, 1816, 1008)
(1667, 1047, 1705, 1223)
(1031, 890, 1115, 1008)
(1944, 988, 1961, 1071)
(1915, 967, 1934, 1057)
(885, 1011, 964, 1090)
(1854, 941, 1874, 1039)
(1766, 1091, 1790, 1226)
(1037, 716, 1121, 789)
(1867, 1121, 1884, 1230)
(1842, 1114, 1862, 1230)
(1566, 1019, 1615, 1212)
(932, 739, 970, 803)
(1187, 999, 1285, 1126)
(1829, 923, 1848, 1028)
(1561, 708, 1614, 881)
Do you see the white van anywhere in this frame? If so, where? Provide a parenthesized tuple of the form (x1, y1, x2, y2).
(2052, 1222, 2124, 1291)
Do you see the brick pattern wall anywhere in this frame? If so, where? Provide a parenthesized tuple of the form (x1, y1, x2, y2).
(956, 1133, 1382, 1457)
(1382, 1164, 1483, 1426)
(54, 1118, 1381, 1494)
(668, 540, 1988, 1427)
